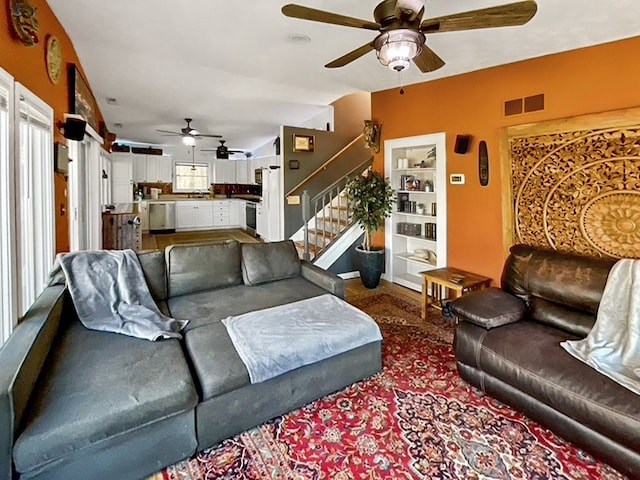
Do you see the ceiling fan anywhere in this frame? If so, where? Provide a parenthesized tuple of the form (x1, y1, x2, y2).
(202, 140, 246, 160)
(156, 118, 222, 145)
(282, 0, 537, 73)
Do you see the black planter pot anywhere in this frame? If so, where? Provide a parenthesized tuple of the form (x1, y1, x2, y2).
(355, 246, 385, 289)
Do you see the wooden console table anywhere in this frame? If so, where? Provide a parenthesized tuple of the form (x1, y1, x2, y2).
(420, 267, 492, 321)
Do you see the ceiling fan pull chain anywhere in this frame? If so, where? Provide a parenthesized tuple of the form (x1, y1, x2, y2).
(398, 70, 405, 95)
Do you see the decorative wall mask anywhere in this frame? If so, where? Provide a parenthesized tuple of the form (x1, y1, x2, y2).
(46, 36, 63, 84)
(10, 0, 40, 46)
(363, 120, 381, 153)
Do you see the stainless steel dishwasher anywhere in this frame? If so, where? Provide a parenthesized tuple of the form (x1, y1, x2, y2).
(148, 201, 176, 233)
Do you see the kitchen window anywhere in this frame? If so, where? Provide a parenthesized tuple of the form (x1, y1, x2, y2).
(174, 162, 209, 192)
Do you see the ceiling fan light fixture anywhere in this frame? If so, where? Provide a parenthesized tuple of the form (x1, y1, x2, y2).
(374, 29, 422, 72)
(182, 135, 196, 146)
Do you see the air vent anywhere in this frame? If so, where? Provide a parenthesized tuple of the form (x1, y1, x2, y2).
(504, 94, 545, 116)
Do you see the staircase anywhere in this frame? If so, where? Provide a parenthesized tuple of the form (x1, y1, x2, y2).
(294, 158, 372, 261)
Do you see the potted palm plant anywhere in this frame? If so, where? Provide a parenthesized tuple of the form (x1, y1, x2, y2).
(346, 168, 395, 288)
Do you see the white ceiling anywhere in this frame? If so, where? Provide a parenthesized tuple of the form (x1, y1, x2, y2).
(47, 0, 639, 154)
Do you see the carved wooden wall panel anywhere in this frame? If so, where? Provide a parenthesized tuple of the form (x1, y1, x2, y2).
(505, 111, 640, 259)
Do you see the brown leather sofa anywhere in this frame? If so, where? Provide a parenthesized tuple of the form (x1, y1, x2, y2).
(451, 244, 639, 479)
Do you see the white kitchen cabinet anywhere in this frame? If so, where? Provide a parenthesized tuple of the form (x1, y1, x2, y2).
(146, 155, 173, 183)
(134, 154, 173, 183)
(176, 202, 197, 230)
(214, 159, 236, 184)
(231, 200, 245, 227)
(384, 133, 447, 292)
(111, 152, 133, 203)
(212, 200, 230, 227)
(176, 201, 214, 230)
(235, 161, 249, 184)
(131, 153, 146, 183)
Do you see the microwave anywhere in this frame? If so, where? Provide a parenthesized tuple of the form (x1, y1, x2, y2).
(254, 168, 263, 184)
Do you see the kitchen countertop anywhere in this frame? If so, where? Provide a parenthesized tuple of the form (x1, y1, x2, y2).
(134, 195, 261, 203)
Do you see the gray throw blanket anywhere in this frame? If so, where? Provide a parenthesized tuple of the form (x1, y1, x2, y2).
(561, 259, 640, 395)
(222, 294, 382, 384)
(55, 249, 188, 341)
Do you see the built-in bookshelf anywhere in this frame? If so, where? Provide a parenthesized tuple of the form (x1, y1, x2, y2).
(384, 133, 447, 291)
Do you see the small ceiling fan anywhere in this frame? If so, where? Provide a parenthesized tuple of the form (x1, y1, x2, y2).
(156, 118, 222, 145)
(201, 140, 246, 159)
(282, 0, 537, 73)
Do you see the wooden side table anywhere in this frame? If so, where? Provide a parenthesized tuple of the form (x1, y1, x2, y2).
(420, 267, 492, 321)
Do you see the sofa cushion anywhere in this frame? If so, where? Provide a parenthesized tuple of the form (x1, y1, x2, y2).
(241, 240, 301, 286)
(184, 322, 250, 401)
(166, 241, 242, 298)
(168, 277, 329, 331)
(501, 244, 615, 315)
(13, 319, 198, 475)
(529, 296, 595, 337)
(473, 319, 640, 452)
(451, 287, 526, 329)
(137, 250, 167, 301)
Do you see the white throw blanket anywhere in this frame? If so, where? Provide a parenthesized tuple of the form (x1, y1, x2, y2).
(222, 294, 382, 384)
(561, 259, 640, 395)
(55, 249, 188, 341)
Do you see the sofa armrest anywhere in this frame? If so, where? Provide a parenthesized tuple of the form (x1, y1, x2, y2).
(300, 261, 345, 299)
(0, 286, 65, 480)
(450, 287, 526, 329)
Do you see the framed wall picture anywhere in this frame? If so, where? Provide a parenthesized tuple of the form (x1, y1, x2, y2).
(293, 134, 314, 152)
(69, 64, 98, 132)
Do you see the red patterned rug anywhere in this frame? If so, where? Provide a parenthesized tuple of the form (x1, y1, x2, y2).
(155, 292, 627, 480)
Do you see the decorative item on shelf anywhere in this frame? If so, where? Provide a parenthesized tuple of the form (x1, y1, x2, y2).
(397, 222, 421, 237)
(424, 222, 437, 240)
(292, 134, 314, 152)
(45, 35, 62, 84)
(346, 168, 394, 289)
(431, 202, 437, 216)
(417, 203, 425, 215)
(423, 179, 434, 192)
(411, 248, 437, 265)
(400, 175, 420, 191)
(363, 120, 382, 153)
(10, 0, 39, 46)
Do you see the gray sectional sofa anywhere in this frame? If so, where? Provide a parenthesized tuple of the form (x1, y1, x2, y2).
(0, 240, 382, 480)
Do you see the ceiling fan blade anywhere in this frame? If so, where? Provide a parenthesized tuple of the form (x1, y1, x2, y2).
(394, 0, 424, 21)
(325, 42, 375, 68)
(412, 45, 446, 72)
(282, 4, 381, 31)
(195, 134, 223, 138)
(420, 1, 537, 34)
(156, 129, 182, 135)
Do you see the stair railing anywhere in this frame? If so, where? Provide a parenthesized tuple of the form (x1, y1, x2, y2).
(301, 158, 372, 261)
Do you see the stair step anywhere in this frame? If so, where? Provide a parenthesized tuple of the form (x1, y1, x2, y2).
(294, 241, 323, 260)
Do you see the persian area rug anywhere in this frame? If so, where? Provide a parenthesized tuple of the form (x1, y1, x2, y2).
(152, 292, 627, 480)
(155, 229, 260, 250)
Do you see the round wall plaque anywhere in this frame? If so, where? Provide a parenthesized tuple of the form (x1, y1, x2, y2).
(46, 36, 63, 84)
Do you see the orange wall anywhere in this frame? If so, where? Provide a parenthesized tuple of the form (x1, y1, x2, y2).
(372, 37, 640, 283)
(1, 0, 103, 252)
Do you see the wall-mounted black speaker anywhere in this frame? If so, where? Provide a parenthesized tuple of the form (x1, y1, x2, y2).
(61, 117, 87, 141)
(454, 134, 471, 155)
